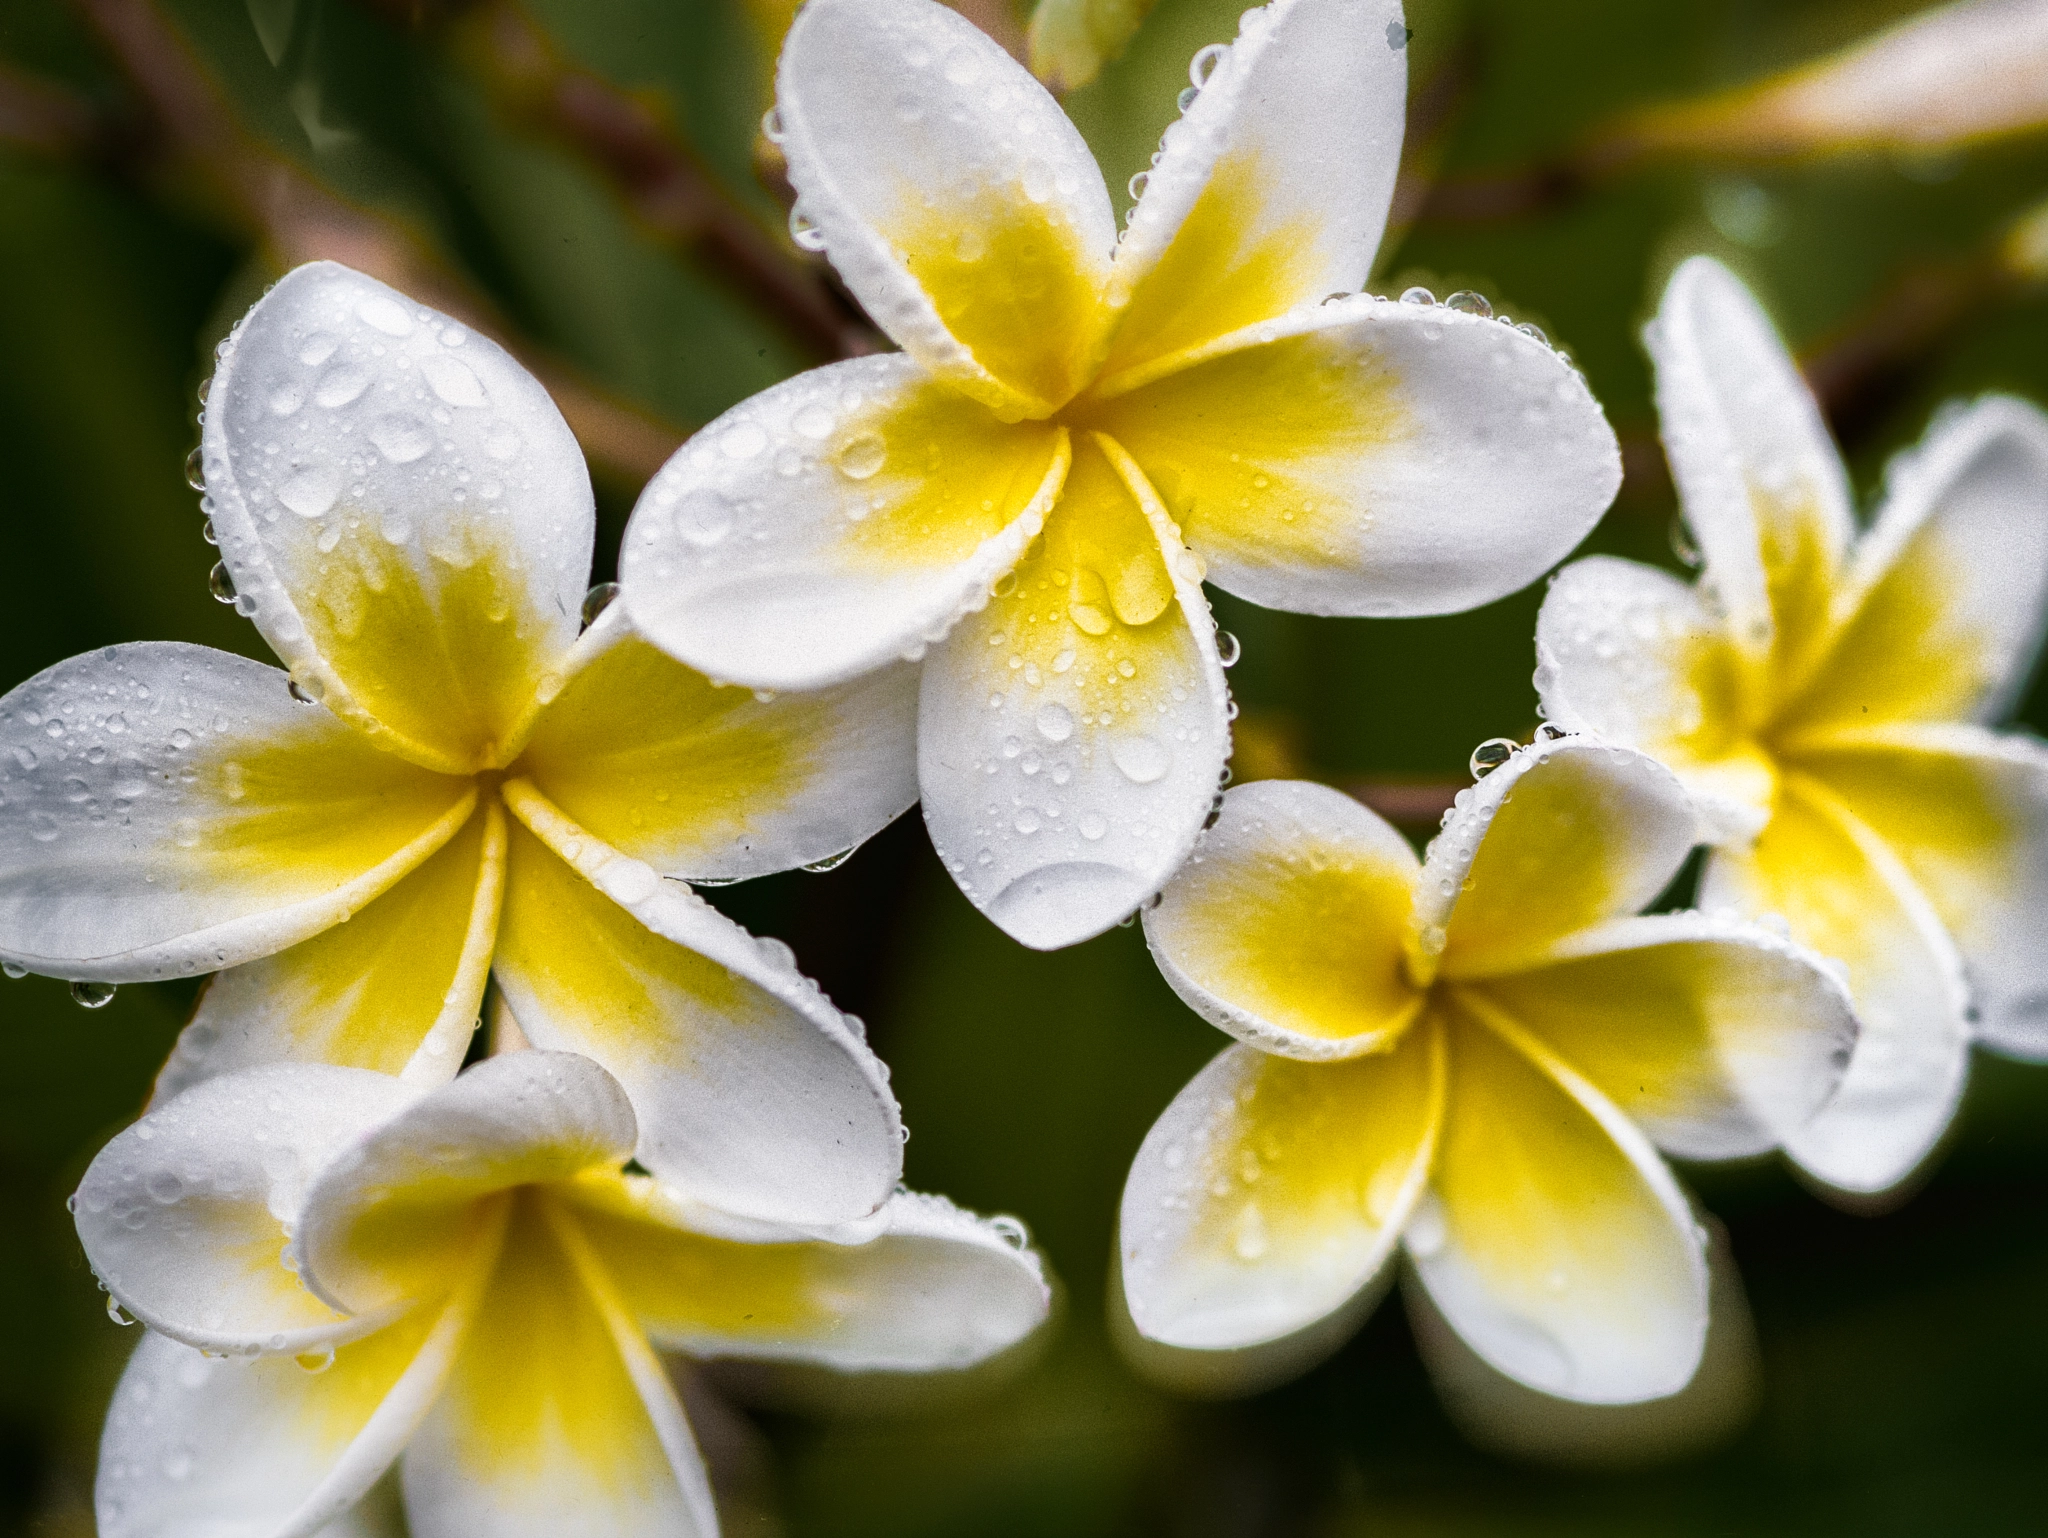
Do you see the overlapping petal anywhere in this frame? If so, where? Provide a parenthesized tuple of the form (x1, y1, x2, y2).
(1143, 778, 1421, 1058)
(1120, 1027, 1443, 1351)
(1701, 774, 1971, 1192)
(919, 435, 1229, 947)
(1426, 738, 1699, 976)
(517, 605, 918, 881)
(778, 0, 1116, 416)
(1414, 997, 1708, 1404)
(74, 1064, 420, 1354)
(202, 262, 594, 773)
(1086, 298, 1620, 617)
(493, 788, 903, 1224)
(1099, 0, 1407, 378)
(1462, 913, 1855, 1159)
(1788, 724, 2048, 1060)
(0, 643, 473, 982)
(155, 797, 505, 1102)
(564, 1180, 1051, 1372)
(620, 357, 1070, 691)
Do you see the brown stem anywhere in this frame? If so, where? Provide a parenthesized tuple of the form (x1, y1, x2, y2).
(64, 0, 684, 486)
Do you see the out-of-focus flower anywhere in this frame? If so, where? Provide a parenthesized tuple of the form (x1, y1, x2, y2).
(620, 0, 1621, 950)
(1027, 0, 1159, 91)
(1608, 0, 2048, 162)
(1538, 256, 2048, 1195)
(0, 262, 915, 1227)
(75, 1050, 1050, 1538)
(1120, 743, 1856, 1403)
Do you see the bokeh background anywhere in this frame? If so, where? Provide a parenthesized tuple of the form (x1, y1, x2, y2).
(4, 0, 2048, 1533)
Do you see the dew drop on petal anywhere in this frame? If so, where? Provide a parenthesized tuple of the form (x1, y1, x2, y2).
(1469, 738, 1516, 778)
(72, 981, 117, 1009)
(1112, 735, 1170, 785)
(1445, 290, 1493, 317)
(1035, 702, 1074, 743)
(208, 563, 238, 604)
(835, 433, 886, 480)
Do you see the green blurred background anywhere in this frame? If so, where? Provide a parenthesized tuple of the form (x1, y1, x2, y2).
(3, 0, 2048, 1532)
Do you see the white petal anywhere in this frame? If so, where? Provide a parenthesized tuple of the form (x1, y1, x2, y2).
(1424, 737, 1700, 977)
(296, 1051, 636, 1318)
(1414, 997, 1709, 1404)
(1090, 295, 1620, 618)
(203, 262, 593, 772)
(777, 0, 1116, 415)
(74, 1064, 422, 1355)
(917, 435, 1230, 948)
(518, 605, 920, 881)
(1120, 1031, 1443, 1350)
(619, 356, 1069, 691)
(1143, 779, 1424, 1059)
(494, 784, 905, 1224)
(1647, 256, 1854, 653)
(1701, 773, 1972, 1194)
(1535, 556, 1775, 842)
(1102, 0, 1408, 375)
(0, 643, 474, 982)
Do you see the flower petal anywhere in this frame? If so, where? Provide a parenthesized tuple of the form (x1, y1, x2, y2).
(620, 356, 1070, 691)
(1788, 722, 2048, 1059)
(203, 262, 594, 773)
(1428, 738, 1699, 978)
(517, 606, 918, 881)
(154, 798, 505, 1103)
(1414, 995, 1709, 1404)
(918, 434, 1230, 948)
(1101, 0, 1407, 378)
(494, 783, 904, 1223)
(1647, 256, 1854, 662)
(74, 1063, 422, 1355)
(96, 1300, 474, 1538)
(1778, 394, 2048, 734)
(1700, 772, 1971, 1193)
(1085, 295, 1619, 617)
(777, 0, 1116, 416)
(296, 1051, 635, 1319)
(0, 643, 474, 982)
(1120, 1026, 1445, 1351)
(1143, 779, 1422, 1059)
(1458, 912, 1856, 1161)
(560, 1179, 1051, 1372)
(399, 1192, 717, 1538)
(1535, 556, 1775, 842)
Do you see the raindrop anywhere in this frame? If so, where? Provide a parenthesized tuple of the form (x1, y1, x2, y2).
(2, 964, 25, 979)
(1669, 512, 1702, 569)
(208, 563, 238, 605)
(421, 354, 487, 409)
(1111, 734, 1170, 785)
(183, 446, 206, 491)
(72, 981, 117, 1009)
(836, 433, 886, 480)
(1515, 321, 1549, 345)
(313, 364, 371, 409)
(1177, 85, 1199, 112)
(1469, 738, 1516, 778)
(275, 464, 341, 519)
(106, 1296, 136, 1326)
(789, 204, 826, 252)
(368, 414, 433, 464)
(990, 571, 1018, 599)
(201, 518, 218, 546)
(792, 403, 835, 440)
(1400, 286, 1436, 306)
(1035, 702, 1074, 743)
(988, 1215, 1030, 1250)
(1536, 722, 1570, 742)
(1013, 808, 1042, 835)
(1078, 811, 1108, 840)
(1128, 171, 1151, 201)
(1215, 630, 1241, 667)
(760, 107, 786, 143)
(1189, 42, 1227, 88)
(295, 1347, 337, 1374)
(802, 846, 858, 873)
(1445, 290, 1493, 317)
(287, 679, 319, 706)
(581, 582, 620, 628)
(1386, 19, 1412, 49)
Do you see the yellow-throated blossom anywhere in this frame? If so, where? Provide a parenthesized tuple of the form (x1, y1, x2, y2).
(1121, 742, 1856, 1402)
(1537, 256, 2048, 1194)
(618, 0, 1622, 949)
(76, 1050, 1049, 1538)
(0, 262, 920, 1227)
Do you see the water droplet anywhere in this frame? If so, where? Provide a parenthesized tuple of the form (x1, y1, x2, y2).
(208, 563, 238, 604)
(3, 964, 26, 980)
(1189, 42, 1227, 88)
(835, 433, 886, 480)
(1215, 630, 1241, 667)
(788, 203, 826, 252)
(357, 294, 414, 336)
(1035, 702, 1074, 743)
(760, 106, 785, 143)
(673, 490, 733, 548)
(421, 353, 487, 409)
(1177, 84, 1200, 111)
(368, 414, 433, 464)
(792, 402, 835, 440)
(1400, 286, 1437, 306)
(313, 363, 370, 409)
(1515, 321, 1549, 345)
(287, 678, 319, 706)
(183, 445, 206, 491)
(1128, 171, 1151, 201)
(942, 44, 981, 85)
(1445, 290, 1493, 317)
(803, 846, 858, 873)
(275, 464, 341, 518)
(295, 1347, 336, 1374)
(581, 582, 619, 628)
(201, 517, 218, 546)
(147, 1171, 183, 1204)
(72, 980, 117, 1009)
(1469, 738, 1516, 778)
(1112, 735, 1170, 784)
(1387, 19, 1412, 49)
(721, 421, 768, 459)
(298, 332, 338, 367)
(1669, 512, 1702, 569)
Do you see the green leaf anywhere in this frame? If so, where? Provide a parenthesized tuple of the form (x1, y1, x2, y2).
(1027, 0, 1159, 92)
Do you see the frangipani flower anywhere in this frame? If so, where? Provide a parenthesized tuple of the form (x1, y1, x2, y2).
(0, 262, 919, 1227)
(1121, 741, 1856, 1402)
(1537, 256, 2048, 1194)
(619, 0, 1621, 948)
(75, 1050, 1049, 1538)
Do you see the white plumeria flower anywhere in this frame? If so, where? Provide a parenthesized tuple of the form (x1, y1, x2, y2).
(1536, 256, 2048, 1195)
(1121, 742, 1857, 1403)
(75, 1049, 1049, 1538)
(619, 0, 1621, 949)
(0, 262, 920, 1228)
